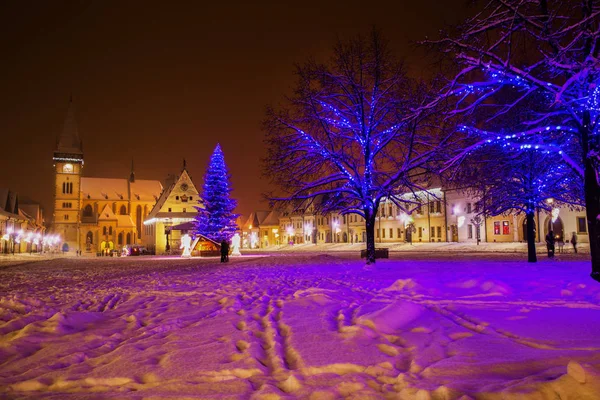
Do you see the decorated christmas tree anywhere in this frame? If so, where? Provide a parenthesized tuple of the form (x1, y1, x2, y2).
(194, 144, 239, 242)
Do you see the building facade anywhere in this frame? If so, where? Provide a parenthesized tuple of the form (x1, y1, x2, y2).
(143, 167, 201, 254)
(52, 100, 168, 254)
(245, 187, 588, 247)
(0, 189, 46, 254)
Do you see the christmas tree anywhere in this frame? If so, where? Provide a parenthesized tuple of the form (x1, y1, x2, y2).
(194, 144, 239, 242)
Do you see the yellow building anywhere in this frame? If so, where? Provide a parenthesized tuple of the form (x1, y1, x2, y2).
(53, 100, 163, 254)
(143, 166, 201, 254)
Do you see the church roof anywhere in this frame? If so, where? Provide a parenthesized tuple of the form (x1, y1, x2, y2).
(130, 180, 162, 202)
(55, 98, 83, 157)
(98, 204, 135, 227)
(81, 178, 162, 201)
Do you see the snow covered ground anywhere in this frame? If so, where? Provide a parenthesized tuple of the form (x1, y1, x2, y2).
(1, 254, 599, 399)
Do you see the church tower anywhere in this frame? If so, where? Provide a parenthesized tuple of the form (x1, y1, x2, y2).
(53, 98, 84, 252)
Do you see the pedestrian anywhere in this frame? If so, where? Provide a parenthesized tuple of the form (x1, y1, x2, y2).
(545, 231, 555, 258)
(220, 239, 229, 263)
(571, 232, 578, 254)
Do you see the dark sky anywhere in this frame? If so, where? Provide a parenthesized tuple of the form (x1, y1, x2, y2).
(0, 0, 470, 221)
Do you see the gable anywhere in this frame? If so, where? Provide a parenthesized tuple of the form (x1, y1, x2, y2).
(98, 204, 117, 220)
(146, 169, 202, 221)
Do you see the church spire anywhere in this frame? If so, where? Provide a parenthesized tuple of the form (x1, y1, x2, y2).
(54, 96, 83, 159)
(129, 159, 135, 183)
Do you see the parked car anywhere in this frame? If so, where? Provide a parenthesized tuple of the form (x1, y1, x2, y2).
(129, 246, 142, 256)
(110, 249, 120, 257)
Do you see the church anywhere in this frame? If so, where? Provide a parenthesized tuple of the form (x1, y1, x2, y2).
(53, 100, 201, 255)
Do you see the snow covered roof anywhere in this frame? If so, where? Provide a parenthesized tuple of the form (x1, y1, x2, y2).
(98, 204, 134, 227)
(81, 178, 129, 201)
(261, 211, 281, 226)
(146, 169, 200, 221)
(81, 178, 161, 201)
(130, 180, 162, 202)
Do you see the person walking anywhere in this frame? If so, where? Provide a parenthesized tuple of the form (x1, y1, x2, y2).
(571, 232, 578, 254)
(545, 231, 555, 259)
(220, 240, 229, 263)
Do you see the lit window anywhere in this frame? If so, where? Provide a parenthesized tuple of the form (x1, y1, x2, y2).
(494, 221, 500, 235)
(502, 221, 510, 235)
(63, 164, 73, 173)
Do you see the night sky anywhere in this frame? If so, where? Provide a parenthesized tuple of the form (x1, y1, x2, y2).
(0, 0, 470, 221)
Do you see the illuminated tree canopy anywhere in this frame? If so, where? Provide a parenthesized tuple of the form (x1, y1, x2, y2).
(264, 31, 455, 263)
(428, 0, 600, 279)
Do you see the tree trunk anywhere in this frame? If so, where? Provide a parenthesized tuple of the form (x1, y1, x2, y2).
(526, 206, 537, 263)
(365, 215, 376, 264)
(582, 111, 600, 281)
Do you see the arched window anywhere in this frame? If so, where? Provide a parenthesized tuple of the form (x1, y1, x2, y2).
(109, 226, 113, 235)
(103, 226, 107, 235)
(118, 232, 123, 245)
(119, 205, 127, 215)
(83, 204, 93, 217)
(136, 205, 142, 237)
(126, 232, 131, 245)
(112, 203, 116, 214)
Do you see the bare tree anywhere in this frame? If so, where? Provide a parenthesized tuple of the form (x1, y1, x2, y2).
(428, 0, 600, 280)
(263, 31, 452, 263)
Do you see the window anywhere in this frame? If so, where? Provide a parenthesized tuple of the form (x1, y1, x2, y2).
(183, 208, 186, 213)
(189, 196, 193, 200)
(103, 226, 107, 235)
(83, 205, 93, 217)
(63, 163, 73, 173)
(418, 227, 423, 238)
(417, 204, 422, 214)
(467, 203, 472, 214)
(168, 208, 172, 212)
(382, 229, 385, 238)
(397, 228, 401, 238)
(494, 221, 501, 235)
(468, 224, 473, 239)
(577, 217, 587, 233)
(436, 201, 441, 213)
(343, 215, 346, 223)
(437, 226, 442, 238)
(120, 205, 127, 215)
(126, 233, 131, 245)
(118, 232, 123, 245)
(429, 202, 434, 213)
(502, 220, 510, 235)
(389, 228, 393, 238)
(175, 196, 179, 200)
(109, 226, 113, 235)
(63, 214, 69, 220)
(377, 229, 380, 238)
(431, 227, 435, 237)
